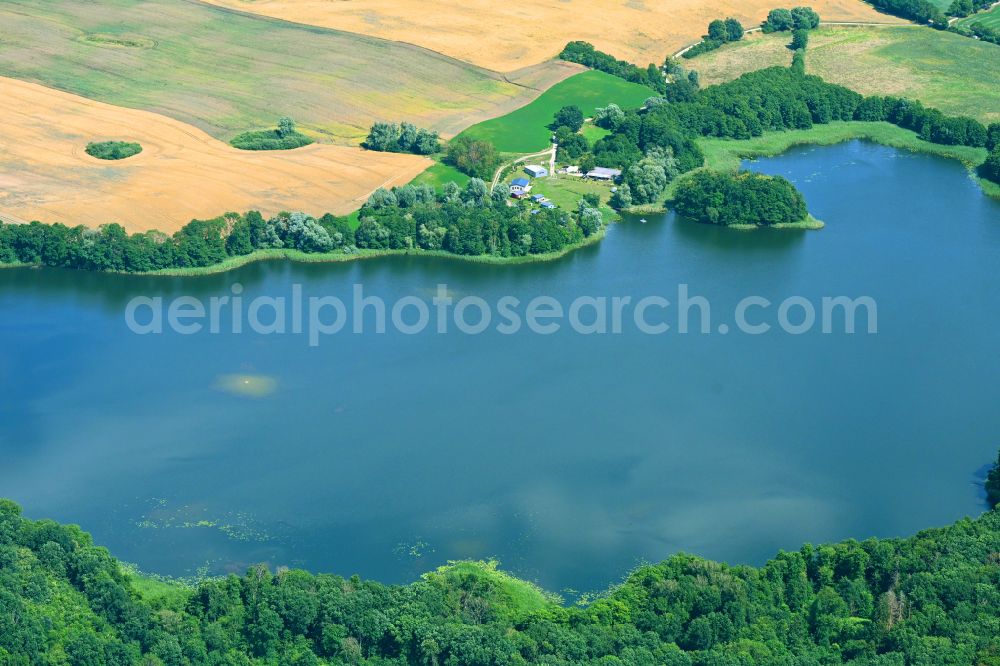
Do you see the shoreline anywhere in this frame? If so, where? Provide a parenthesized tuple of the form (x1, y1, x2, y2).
(3, 123, 995, 277)
(124, 225, 609, 277)
(694, 121, 998, 199)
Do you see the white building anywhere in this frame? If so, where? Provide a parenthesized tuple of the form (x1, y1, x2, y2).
(524, 165, 548, 178)
(586, 167, 622, 181)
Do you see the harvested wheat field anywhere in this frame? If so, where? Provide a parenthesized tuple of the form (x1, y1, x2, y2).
(0, 78, 430, 233)
(0, 0, 578, 145)
(688, 26, 1000, 122)
(199, 0, 902, 72)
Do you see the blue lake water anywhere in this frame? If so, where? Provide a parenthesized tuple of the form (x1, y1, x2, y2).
(1, 140, 998, 593)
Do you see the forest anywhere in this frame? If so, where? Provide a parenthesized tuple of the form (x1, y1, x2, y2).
(0, 449, 998, 665)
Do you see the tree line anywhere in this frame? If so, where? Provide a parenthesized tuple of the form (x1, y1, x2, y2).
(951, 19, 1000, 45)
(681, 17, 745, 59)
(0, 180, 603, 272)
(1, 446, 998, 664)
(559, 41, 669, 94)
(865, 0, 1000, 45)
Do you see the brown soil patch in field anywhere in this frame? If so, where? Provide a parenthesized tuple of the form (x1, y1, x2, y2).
(199, 0, 902, 71)
(0, 78, 430, 233)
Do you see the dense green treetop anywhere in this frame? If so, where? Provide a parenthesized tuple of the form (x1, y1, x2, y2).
(672, 171, 809, 226)
(1, 469, 999, 665)
(85, 141, 143, 161)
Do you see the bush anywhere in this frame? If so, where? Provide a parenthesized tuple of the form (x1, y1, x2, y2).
(551, 105, 585, 132)
(672, 170, 808, 226)
(684, 16, 744, 59)
(790, 28, 810, 50)
(762, 8, 795, 31)
(230, 118, 313, 150)
(763, 6, 820, 31)
(444, 136, 502, 179)
(84, 141, 142, 160)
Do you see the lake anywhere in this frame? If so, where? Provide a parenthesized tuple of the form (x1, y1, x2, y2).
(2, 140, 998, 594)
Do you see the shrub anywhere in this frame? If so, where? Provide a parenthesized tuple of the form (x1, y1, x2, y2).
(551, 105, 585, 132)
(230, 119, 313, 151)
(444, 136, 502, 179)
(790, 28, 810, 50)
(84, 141, 142, 160)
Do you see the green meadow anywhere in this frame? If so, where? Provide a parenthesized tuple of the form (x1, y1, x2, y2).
(689, 26, 1000, 123)
(455, 70, 655, 153)
(0, 0, 537, 143)
(958, 4, 1000, 29)
(410, 161, 472, 189)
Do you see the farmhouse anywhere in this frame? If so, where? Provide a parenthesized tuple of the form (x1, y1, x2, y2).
(524, 164, 548, 178)
(586, 167, 621, 181)
(510, 177, 531, 197)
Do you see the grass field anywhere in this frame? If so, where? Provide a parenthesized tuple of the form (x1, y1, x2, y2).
(958, 3, 1000, 28)
(455, 71, 655, 153)
(0, 0, 577, 144)
(410, 161, 472, 189)
(528, 177, 618, 218)
(688, 26, 1000, 123)
(0, 77, 430, 232)
(580, 122, 612, 143)
(199, 0, 900, 72)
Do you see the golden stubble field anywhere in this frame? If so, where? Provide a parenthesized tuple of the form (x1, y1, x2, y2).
(200, 0, 903, 71)
(0, 78, 431, 233)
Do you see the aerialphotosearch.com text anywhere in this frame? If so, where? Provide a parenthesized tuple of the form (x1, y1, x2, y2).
(124, 283, 878, 346)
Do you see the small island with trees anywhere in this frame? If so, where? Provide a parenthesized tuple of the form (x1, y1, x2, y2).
(84, 140, 142, 160)
(672, 170, 823, 228)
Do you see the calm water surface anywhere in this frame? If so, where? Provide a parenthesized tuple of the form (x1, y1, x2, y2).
(2, 141, 998, 592)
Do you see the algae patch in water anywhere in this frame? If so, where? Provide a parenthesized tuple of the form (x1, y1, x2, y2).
(213, 374, 277, 398)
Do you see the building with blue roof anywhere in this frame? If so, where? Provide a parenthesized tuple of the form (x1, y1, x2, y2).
(509, 177, 531, 197)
